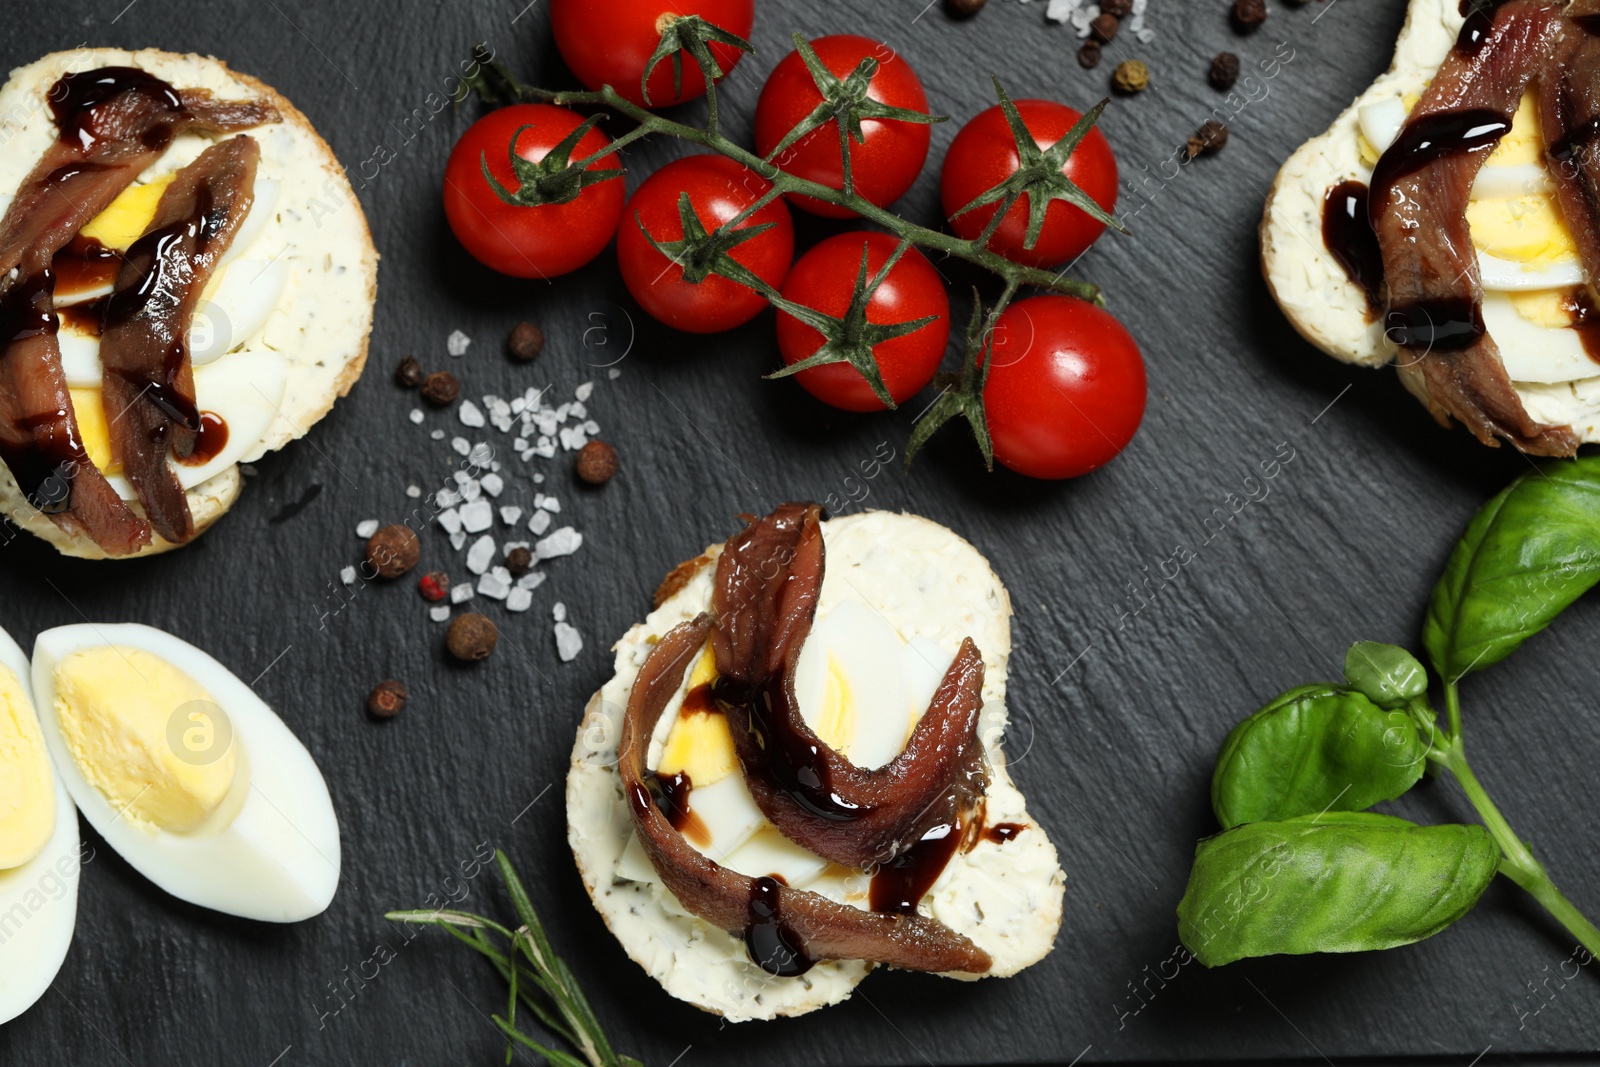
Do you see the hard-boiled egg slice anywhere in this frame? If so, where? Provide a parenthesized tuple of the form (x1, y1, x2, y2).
(1357, 96, 1407, 157)
(31, 624, 339, 923)
(191, 257, 290, 366)
(1483, 291, 1600, 383)
(0, 626, 79, 1026)
(1476, 251, 1585, 291)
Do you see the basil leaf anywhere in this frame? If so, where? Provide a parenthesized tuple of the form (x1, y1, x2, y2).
(1212, 685, 1426, 829)
(1424, 458, 1600, 682)
(1343, 641, 1428, 708)
(1176, 814, 1499, 966)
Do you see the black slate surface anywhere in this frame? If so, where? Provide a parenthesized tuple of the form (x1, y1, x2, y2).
(1, 0, 1598, 1063)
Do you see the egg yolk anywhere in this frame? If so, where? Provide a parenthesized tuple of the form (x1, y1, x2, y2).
(0, 664, 55, 870)
(78, 176, 174, 250)
(658, 646, 738, 787)
(69, 387, 116, 475)
(54, 646, 239, 834)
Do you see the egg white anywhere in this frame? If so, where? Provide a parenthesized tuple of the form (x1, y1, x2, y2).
(30, 624, 339, 923)
(1261, 0, 1600, 440)
(0, 627, 79, 1027)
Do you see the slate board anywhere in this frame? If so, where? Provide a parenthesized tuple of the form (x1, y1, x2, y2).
(1, 0, 1597, 1063)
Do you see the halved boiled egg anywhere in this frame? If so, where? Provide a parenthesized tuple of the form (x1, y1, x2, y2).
(0, 626, 80, 1025)
(30, 624, 339, 922)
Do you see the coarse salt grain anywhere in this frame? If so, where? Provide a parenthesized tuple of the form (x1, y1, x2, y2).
(340, 565, 357, 585)
(449, 529, 467, 550)
(575, 382, 593, 402)
(528, 510, 552, 535)
(451, 436, 471, 456)
(438, 509, 463, 534)
(499, 506, 523, 526)
(516, 571, 546, 591)
(459, 500, 494, 533)
(436, 487, 462, 508)
(477, 569, 511, 600)
(431, 429, 446, 441)
(459, 400, 486, 428)
(481, 472, 504, 497)
(554, 621, 583, 662)
(608, 368, 621, 380)
(409, 409, 425, 424)
(451, 582, 475, 604)
(552, 601, 567, 622)
(430, 604, 452, 622)
(356, 519, 379, 538)
(406, 485, 422, 499)
(448, 329, 471, 356)
(506, 587, 533, 612)
(466, 534, 496, 574)
(503, 540, 529, 556)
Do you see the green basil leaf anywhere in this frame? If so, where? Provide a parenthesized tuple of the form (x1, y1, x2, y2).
(1343, 641, 1428, 708)
(1424, 458, 1600, 682)
(1176, 814, 1498, 966)
(1212, 684, 1426, 829)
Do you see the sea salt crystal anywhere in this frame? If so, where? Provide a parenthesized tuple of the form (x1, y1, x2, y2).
(570, 402, 587, 420)
(575, 382, 594, 402)
(540, 496, 560, 514)
(431, 429, 446, 441)
(436, 487, 462, 508)
(447, 329, 471, 356)
(536, 527, 582, 560)
(513, 437, 528, 451)
(469, 443, 494, 467)
(437, 508, 463, 534)
(506, 587, 533, 612)
(533, 473, 544, 484)
(528, 510, 552, 535)
(451, 436, 471, 456)
(582, 419, 600, 435)
(449, 530, 467, 550)
(459, 400, 486, 428)
(554, 621, 583, 662)
(608, 368, 621, 380)
(459, 500, 494, 533)
(466, 534, 496, 574)
(499, 506, 523, 526)
(451, 582, 475, 604)
(477, 569, 511, 600)
(552, 602, 567, 622)
(406, 485, 422, 499)
(430, 604, 451, 622)
(481, 472, 504, 497)
(339, 565, 357, 586)
(559, 425, 588, 451)
(356, 519, 379, 539)
(459, 479, 482, 504)
(409, 409, 425, 425)
(517, 570, 546, 590)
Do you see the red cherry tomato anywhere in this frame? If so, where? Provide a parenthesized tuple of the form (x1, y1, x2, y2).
(754, 35, 932, 219)
(775, 232, 950, 412)
(983, 296, 1145, 479)
(616, 154, 794, 334)
(442, 104, 624, 279)
(550, 0, 754, 108)
(941, 100, 1119, 268)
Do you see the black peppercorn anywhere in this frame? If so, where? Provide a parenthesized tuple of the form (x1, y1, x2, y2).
(447, 613, 498, 662)
(1090, 12, 1120, 41)
(368, 680, 408, 718)
(420, 371, 460, 406)
(1232, 0, 1267, 32)
(506, 546, 534, 577)
(1209, 51, 1241, 90)
(367, 524, 421, 578)
(507, 321, 545, 363)
(394, 356, 424, 388)
(1078, 40, 1103, 69)
(576, 440, 618, 485)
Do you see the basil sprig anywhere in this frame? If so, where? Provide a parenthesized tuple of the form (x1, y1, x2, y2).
(1178, 458, 1600, 967)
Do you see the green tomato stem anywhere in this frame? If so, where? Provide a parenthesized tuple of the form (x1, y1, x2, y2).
(536, 85, 1102, 303)
(1440, 732, 1600, 958)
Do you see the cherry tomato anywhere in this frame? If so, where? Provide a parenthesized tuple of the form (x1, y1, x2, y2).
(616, 154, 794, 334)
(941, 100, 1119, 268)
(775, 232, 950, 412)
(442, 104, 624, 279)
(551, 0, 754, 108)
(754, 35, 932, 219)
(983, 296, 1145, 479)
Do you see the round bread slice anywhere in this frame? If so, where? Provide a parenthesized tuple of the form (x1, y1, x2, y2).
(1260, 0, 1600, 442)
(0, 48, 377, 559)
(567, 510, 1065, 1021)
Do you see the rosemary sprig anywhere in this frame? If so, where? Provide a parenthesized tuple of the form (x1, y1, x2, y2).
(386, 850, 639, 1067)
